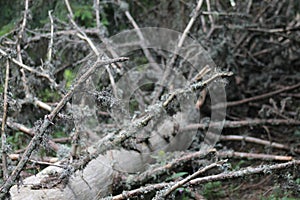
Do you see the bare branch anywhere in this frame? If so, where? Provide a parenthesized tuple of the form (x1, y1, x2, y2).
(220, 135, 300, 153)
(0, 57, 128, 195)
(1, 60, 10, 180)
(151, 0, 205, 103)
(110, 160, 300, 200)
(214, 82, 300, 109)
(0, 48, 56, 84)
(183, 119, 300, 130)
(217, 151, 293, 161)
(46, 10, 54, 63)
(124, 10, 161, 72)
(161, 160, 226, 198)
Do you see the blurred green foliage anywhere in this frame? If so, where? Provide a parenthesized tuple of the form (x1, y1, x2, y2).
(294, 128, 300, 137)
(232, 160, 246, 170)
(0, 23, 14, 37)
(0, 0, 98, 32)
(64, 69, 76, 89)
(151, 150, 169, 165)
(52, 129, 68, 140)
(7, 132, 26, 151)
(0, 0, 21, 27)
(260, 186, 295, 200)
(166, 172, 188, 181)
(38, 88, 60, 102)
(73, 4, 95, 27)
(175, 187, 191, 200)
(202, 181, 226, 199)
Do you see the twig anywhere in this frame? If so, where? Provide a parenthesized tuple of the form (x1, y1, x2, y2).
(213, 82, 300, 109)
(124, 10, 161, 72)
(34, 98, 52, 112)
(217, 151, 293, 161)
(17, 0, 30, 97)
(65, 0, 118, 98)
(93, 0, 123, 71)
(188, 160, 300, 185)
(0, 117, 59, 151)
(173, 72, 229, 106)
(246, 26, 300, 33)
(177, 0, 204, 49)
(109, 160, 300, 200)
(163, 71, 232, 107)
(68, 20, 99, 57)
(46, 10, 54, 63)
(0, 57, 128, 195)
(1, 60, 10, 180)
(0, 48, 56, 84)
(151, 0, 204, 104)
(182, 118, 300, 131)
(64, 0, 118, 157)
(200, 15, 207, 33)
(220, 135, 300, 153)
(64, 0, 74, 18)
(52, 137, 70, 143)
(26, 29, 99, 42)
(247, 0, 253, 14)
(9, 154, 59, 164)
(72, 69, 230, 172)
(191, 65, 211, 82)
(128, 149, 216, 187)
(104, 65, 118, 97)
(70, 129, 80, 158)
(18, 0, 28, 44)
(94, 0, 101, 30)
(205, 0, 215, 38)
(200, 11, 250, 17)
(64, 0, 98, 56)
(161, 160, 226, 198)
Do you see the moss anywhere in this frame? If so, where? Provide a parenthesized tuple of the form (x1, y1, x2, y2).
(0, 23, 15, 37)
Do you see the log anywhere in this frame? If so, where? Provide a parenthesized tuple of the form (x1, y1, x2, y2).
(10, 112, 196, 199)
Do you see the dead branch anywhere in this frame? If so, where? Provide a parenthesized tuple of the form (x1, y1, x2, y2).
(214, 82, 300, 109)
(188, 160, 300, 185)
(0, 48, 56, 85)
(46, 10, 54, 63)
(122, 149, 217, 187)
(124, 8, 161, 73)
(217, 151, 293, 161)
(220, 134, 300, 153)
(1, 60, 10, 180)
(0, 57, 128, 196)
(160, 160, 226, 198)
(151, 0, 205, 104)
(110, 160, 300, 200)
(183, 119, 300, 131)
